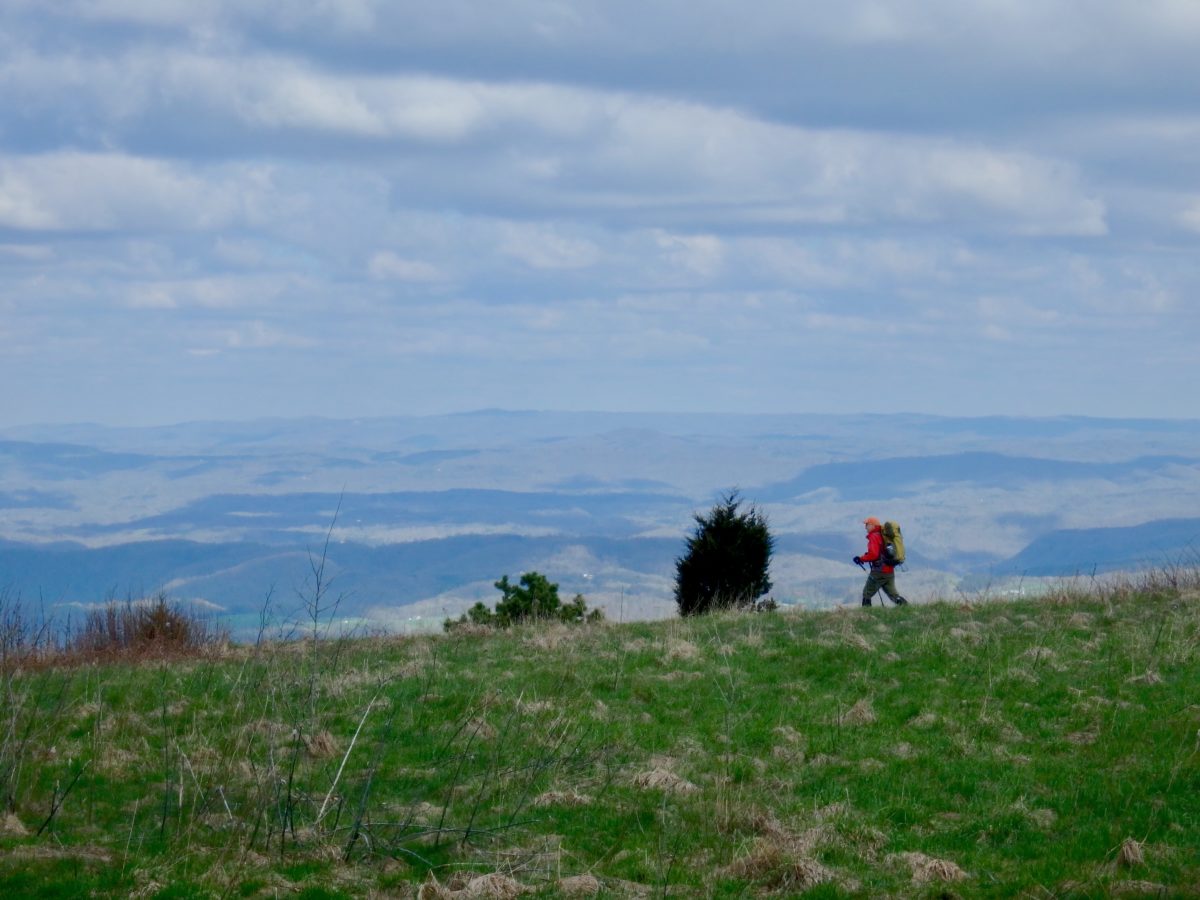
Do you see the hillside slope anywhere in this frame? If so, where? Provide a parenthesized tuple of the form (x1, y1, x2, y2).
(2, 574, 1198, 896)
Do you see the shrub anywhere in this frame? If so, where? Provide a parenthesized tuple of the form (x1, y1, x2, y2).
(445, 571, 603, 631)
(675, 491, 774, 616)
(69, 592, 228, 660)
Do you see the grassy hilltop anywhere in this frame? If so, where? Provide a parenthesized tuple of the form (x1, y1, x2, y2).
(2, 575, 1199, 898)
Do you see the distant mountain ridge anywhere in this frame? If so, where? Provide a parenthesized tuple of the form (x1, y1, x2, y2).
(986, 517, 1200, 577)
(3, 413, 1199, 632)
(760, 452, 1198, 501)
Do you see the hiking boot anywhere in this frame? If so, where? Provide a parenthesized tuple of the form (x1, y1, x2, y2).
(894, 597, 908, 606)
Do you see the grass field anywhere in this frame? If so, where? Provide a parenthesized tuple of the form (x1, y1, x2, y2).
(2, 571, 1198, 897)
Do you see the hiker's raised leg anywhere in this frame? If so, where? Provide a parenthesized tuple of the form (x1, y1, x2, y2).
(881, 574, 907, 605)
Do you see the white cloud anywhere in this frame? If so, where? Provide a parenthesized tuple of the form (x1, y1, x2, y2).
(498, 223, 602, 270)
(0, 153, 263, 232)
(653, 231, 724, 278)
(0, 243, 53, 261)
(123, 275, 289, 310)
(221, 320, 316, 350)
(1181, 199, 1200, 234)
(368, 251, 443, 282)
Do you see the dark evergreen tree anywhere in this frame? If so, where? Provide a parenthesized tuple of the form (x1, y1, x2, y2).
(674, 491, 774, 616)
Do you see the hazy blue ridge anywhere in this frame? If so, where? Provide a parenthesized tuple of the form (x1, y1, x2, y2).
(71, 489, 695, 542)
(983, 517, 1200, 577)
(759, 452, 1198, 501)
(0, 534, 683, 614)
(0, 540, 267, 603)
(0, 489, 76, 510)
(2, 528, 932, 622)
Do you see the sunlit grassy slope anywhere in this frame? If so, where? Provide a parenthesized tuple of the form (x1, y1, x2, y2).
(2, 572, 1198, 898)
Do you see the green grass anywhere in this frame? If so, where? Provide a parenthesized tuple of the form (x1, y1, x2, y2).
(2, 573, 1199, 897)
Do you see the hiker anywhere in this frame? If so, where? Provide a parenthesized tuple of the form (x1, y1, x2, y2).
(854, 517, 908, 607)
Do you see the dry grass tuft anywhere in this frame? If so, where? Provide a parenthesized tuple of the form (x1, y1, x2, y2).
(1010, 799, 1057, 829)
(10, 844, 113, 864)
(523, 625, 573, 651)
(467, 717, 498, 740)
(949, 626, 983, 645)
(774, 725, 803, 744)
(771, 743, 805, 764)
(1021, 646, 1057, 663)
(842, 698, 876, 726)
(1004, 667, 1038, 684)
(818, 626, 873, 652)
(893, 851, 969, 884)
(807, 753, 848, 767)
(1, 813, 29, 836)
(1126, 671, 1163, 686)
(418, 877, 454, 899)
(419, 873, 527, 899)
(717, 838, 835, 892)
(446, 622, 494, 638)
(1117, 837, 1146, 868)
(556, 874, 601, 897)
(531, 789, 593, 807)
(813, 802, 850, 821)
(463, 873, 528, 898)
(1066, 727, 1099, 746)
(842, 631, 874, 651)
(302, 730, 339, 758)
(66, 593, 228, 665)
(632, 767, 698, 794)
(664, 638, 701, 661)
(1110, 880, 1168, 896)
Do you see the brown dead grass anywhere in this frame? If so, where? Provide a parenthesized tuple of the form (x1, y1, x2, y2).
(556, 874, 601, 896)
(632, 767, 697, 794)
(9, 844, 113, 864)
(302, 730, 339, 757)
(773, 724, 803, 744)
(1, 813, 29, 836)
(1066, 727, 1099, 746)
(1126, 671, 1164, 686)
(1109, 880, 1169, 896)
(841, 698, 876, 726)
(531, 789, 593, 807)
(1117, 837, 1146, 868)
(892, 850, 969, 884)
(418, 872, 527, 898)
(949, 625, 984, 645)
(664, 639, 701, 661)
(466, 717, 498, 740)
(716, 837, 836, 893)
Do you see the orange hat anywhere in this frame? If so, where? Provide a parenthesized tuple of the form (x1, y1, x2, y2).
(863, 516, 881, 528)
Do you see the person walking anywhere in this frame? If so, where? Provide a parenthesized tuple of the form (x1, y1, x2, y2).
(854, 517, 908, 607)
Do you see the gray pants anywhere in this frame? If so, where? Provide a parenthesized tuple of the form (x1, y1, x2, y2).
(862, 571, 906, 606)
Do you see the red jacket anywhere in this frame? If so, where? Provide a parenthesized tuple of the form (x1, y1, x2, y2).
(861, 528, 894, 574)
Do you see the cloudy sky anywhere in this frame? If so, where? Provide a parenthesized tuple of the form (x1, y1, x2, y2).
(2, 1, 1198, 426)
